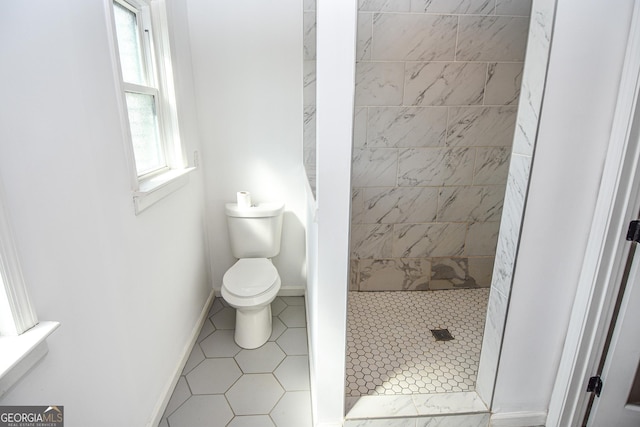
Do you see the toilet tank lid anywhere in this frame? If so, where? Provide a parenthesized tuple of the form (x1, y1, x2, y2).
(225, 202, 284, 218)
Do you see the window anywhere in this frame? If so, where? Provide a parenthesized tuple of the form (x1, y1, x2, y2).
(110, 0, 194, 213)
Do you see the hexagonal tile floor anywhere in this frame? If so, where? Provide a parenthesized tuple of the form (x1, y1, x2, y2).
(160, 296, 312, 427)
(346, 289, 489, 396)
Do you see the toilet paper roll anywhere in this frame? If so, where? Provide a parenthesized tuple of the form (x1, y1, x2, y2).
(237, 191, 251, 209)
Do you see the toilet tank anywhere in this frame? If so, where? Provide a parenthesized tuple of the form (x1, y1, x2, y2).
(225, 202, 284, 259)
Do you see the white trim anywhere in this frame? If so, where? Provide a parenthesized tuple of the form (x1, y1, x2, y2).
(106, 0, 192, 215)
(133, 166, 196, 214)
(0, 321, 60, 398)
(313, 0, 356, 423)
(0, 181, 38, 336)
(105, 0, 140, 190)
(546, 2, 640, 425)
(149, 0, 187, 170)
(0, 174, 58, 397)
(490, 411, 547, 426)
(275, 287, 306, 297)
(146, 289, 215, 427)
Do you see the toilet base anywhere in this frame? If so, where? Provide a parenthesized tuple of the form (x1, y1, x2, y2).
(234, 303, 272, 349)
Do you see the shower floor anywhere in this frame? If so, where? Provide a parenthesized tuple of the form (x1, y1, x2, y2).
(346, 288, 489, 397)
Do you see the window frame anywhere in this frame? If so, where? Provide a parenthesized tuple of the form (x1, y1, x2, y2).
(108, 0, 194, 214)
(0, 189, 37, 337)
(0, 180, 59, 398)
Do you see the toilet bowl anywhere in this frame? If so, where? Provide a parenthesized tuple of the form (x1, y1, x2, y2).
(222, 258, 281, 349)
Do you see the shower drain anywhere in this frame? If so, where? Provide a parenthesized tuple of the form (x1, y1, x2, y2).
(431, 328, 454, 341)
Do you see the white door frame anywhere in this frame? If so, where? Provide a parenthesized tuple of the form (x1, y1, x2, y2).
(546, 2, 640, 425)
(588, 230, 640, 425)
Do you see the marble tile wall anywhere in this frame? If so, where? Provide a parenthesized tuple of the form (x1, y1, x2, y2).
(350, 0, 531, 291)
(303, 0, 317, 194)
(475, 0, 555, 405)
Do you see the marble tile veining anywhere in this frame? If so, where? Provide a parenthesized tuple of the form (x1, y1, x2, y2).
(437, 186, 506, 223)
(496, 0, 532, 16)
(491, 154, 530, 296)
(468, 257, 495, 287)
(356, 62, 405, 106)
(511, 0, 554, 156)
(354, 107, 369, 148)
(416, 413, 490, 426)
(359, 258, 431, 291)
(367, 107, 447, 148)
(428, 256, 493, 289)
(485, 63, 524, 106)
(446, 107, 518, 148)
(303, 12, 316, 61)
(476, 286, 508, 401)
(352, 188, 366, 224)
(397, 147, 475, 187)
(352, 223, 394, 259)
(350, 0, 530, 294)
(473, 147, 511, 185)
(371, 14, 457, 61)
(410, 0, 495, 14)
(362, 187, 439, 224)
(352, 148, 399, 187)
(392, 223, 467, 258)
(404, 62, 486, 106)
(456, 16, 530, 62)
(358, 12, 373, 61)
(303, 61, 316, 107)
(359, 0, 412, 12)
(466, 222, 500, 256)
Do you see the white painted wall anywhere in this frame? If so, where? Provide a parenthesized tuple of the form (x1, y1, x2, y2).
(309, 1, 357, 425)
(0, 1, 210, 426)
(186, 0, 306, 292)
(492, 0, 634, 415)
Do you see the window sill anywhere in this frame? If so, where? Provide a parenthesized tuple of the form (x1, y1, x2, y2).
(0, 321, 60, 398)
(133, 167, 196, 214)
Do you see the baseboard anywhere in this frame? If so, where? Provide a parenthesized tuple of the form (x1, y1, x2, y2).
(277, 286, 306, 296)
(146, 288, 216, 427)
(490, 411, 547, 426)
(305, 294, 318, 427)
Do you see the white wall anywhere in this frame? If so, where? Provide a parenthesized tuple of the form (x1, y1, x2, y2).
(492, 0, 634, 415)
(0, 1, 210, 426)
(309, 1, 357, 425)
(186, 0, 306, 292)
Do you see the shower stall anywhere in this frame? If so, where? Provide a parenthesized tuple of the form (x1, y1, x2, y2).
(346, 0, 530, 400)
(304, 0, 555, 424)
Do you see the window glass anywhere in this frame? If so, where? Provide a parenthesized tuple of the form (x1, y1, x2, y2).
(113, 1, 145, 85)
(125, 92, 165, 175)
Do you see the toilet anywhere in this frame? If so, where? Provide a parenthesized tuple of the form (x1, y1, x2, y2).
(221, 201, 284, 349)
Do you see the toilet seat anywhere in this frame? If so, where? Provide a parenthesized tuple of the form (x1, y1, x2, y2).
(222, 258, 279, 298)
(221, 259, 281, 349)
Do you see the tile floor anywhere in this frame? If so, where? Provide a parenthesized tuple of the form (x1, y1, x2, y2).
(346, 289, 489, 396)
(159, 296, 313, 427)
